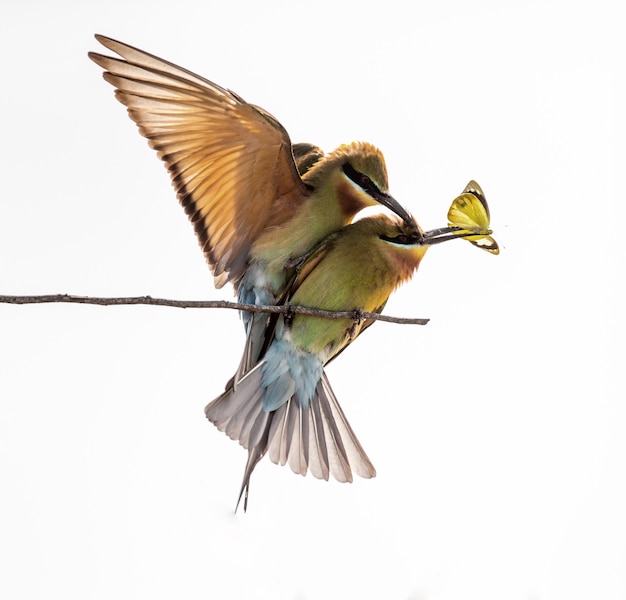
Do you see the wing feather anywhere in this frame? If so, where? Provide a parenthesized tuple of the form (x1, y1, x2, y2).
(89, 35, 310, 288)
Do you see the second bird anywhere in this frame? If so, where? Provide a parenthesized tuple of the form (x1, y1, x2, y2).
(207, 214, 443, 510)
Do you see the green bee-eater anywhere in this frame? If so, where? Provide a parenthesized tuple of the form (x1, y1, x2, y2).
(89, 35, 498, 510)
(89, 35, 415, 373)
(205, 214, 478, 510)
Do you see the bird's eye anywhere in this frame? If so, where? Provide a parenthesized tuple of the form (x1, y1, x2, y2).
(342, 163, 379, 194)
(380, 232, 420, 245)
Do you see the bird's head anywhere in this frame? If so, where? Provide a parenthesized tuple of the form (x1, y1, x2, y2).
(339, 214, 429, 287)
(303, 141, 414, 225)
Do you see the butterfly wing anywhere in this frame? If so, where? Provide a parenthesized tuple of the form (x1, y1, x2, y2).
(447, 181, 499, 254)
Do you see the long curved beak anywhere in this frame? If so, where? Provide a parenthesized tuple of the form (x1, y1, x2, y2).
(376, 192, 415, 226)
(421, 226, 473, 245)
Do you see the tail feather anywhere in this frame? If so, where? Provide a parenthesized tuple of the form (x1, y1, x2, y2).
(318, 372, 377, 480)
(233, 313, 267, 385)
(205, 364, 264, 446)
(299, 403, 310, 476)
(236, 437, 270, 513)
(316, 389, 352, 482)
(238, 388, 267, 448)
(205, 364, 376, 512)
(247, 404, 271, 450)
(267, 401, 289, 466)
(272, 398, 309, 476)
(285, 396, 302, 474)
(265, 370, 376, 482)
(308, 398, 331, 480)
(265, 399, 302, 470)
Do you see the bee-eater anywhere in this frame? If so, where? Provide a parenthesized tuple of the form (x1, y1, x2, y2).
(88, 36, 498, 511)
(88, 35, 415, 374)
(206, 214, 469, 510)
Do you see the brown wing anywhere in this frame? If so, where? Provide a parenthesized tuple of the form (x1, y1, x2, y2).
(89, 35, 310, 288)
(291, 143, 325, 176)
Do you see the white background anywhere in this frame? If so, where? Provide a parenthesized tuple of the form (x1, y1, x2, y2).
(1, 1, 624, 599)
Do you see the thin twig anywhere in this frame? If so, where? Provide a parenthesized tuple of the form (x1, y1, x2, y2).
(0, 294, 429, 325)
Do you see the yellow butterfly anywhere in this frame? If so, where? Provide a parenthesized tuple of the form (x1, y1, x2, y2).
(447, 181, 499, 254)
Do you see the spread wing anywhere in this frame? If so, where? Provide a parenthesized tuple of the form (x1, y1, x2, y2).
(89, 35, 311, 288)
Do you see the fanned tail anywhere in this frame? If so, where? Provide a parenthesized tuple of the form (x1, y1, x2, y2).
(266, 371, 377, 483)
(205, 366, 376, 512)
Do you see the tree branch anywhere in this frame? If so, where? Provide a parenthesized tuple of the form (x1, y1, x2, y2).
(0, 294, 429, 325)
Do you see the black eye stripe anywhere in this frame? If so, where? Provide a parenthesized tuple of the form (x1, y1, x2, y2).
(342, 162, 381, 196)
(379, 233, 422, 245)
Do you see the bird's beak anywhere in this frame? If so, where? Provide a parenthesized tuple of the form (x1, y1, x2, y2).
(421, 226, 474, 246)
(376, 193, 415, 226)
